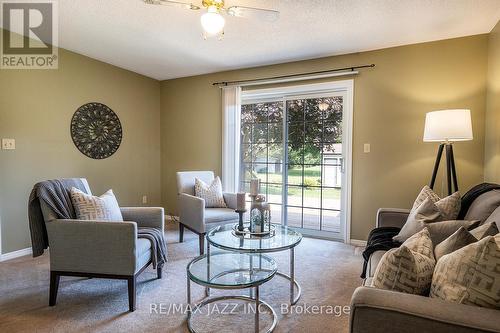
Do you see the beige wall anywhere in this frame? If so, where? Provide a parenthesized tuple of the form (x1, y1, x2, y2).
(484, 21, 500, 182)
(161, 35, 488, 241)
(0, 31, 161, 253)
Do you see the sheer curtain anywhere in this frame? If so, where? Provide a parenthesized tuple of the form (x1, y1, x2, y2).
(221, 86, 242, 193)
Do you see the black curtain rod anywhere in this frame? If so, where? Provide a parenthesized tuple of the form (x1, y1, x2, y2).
(212, 63, 375, 86)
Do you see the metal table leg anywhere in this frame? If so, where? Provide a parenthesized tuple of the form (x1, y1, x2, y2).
(205, 242, 210, 297)
(187, 272, 191, 304)
(249, 254, 254, 299)
(255, 286, 260, 333)
(290, 247, 294, 305)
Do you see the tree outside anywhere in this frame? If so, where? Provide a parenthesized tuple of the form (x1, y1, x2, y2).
(240, 96, 343, 231)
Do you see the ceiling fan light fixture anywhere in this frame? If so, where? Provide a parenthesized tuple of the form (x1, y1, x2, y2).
(201, 5, 225, 35)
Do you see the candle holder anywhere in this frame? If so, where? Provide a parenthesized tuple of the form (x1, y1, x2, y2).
(235, 209, 246, 232)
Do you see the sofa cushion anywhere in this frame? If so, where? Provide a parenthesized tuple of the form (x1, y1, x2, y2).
(70, 187, 123, 222)
(430, 234, 500, 309)
(469, 221, 499, 240)
(204, 208, 239, 223)
(425, 219, 480, 245)
(483, 205, 500, 230)
(464, 189, 500, 223)
(434, 227, 477, 260)
(195, 176, 227, 208)
(393, 198, 441, 242)
(372, 229, 435, 295)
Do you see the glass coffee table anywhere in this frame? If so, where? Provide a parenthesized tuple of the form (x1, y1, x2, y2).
(206, 223, 303, 305)
(187, 252, 278, 333)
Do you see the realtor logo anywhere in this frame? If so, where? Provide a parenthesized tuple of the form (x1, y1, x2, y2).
(1, 0, 58, 69)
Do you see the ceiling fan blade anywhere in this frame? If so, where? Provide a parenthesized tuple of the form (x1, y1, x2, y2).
(143, 0, 200, 10)
(226, 5, 279, 22)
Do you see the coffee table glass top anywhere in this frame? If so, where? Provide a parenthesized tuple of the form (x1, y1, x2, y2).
(207, 223, 302, 253)
(187, 252, 277, 288)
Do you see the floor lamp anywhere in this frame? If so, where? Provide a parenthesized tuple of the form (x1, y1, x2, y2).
(423, 109, 473, 195)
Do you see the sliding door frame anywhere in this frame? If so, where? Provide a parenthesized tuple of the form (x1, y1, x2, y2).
(241, 80, 354, 243)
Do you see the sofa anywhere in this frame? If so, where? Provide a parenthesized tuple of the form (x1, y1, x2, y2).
(350, 189, 500, 333)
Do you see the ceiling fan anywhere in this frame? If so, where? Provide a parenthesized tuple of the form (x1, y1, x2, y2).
(143, 0, 279, 39)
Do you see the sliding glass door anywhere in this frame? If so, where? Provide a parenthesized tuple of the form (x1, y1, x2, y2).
(285, 96, 343, 234)
(239, 82, 351, 240)
(240, 100, 284, 224)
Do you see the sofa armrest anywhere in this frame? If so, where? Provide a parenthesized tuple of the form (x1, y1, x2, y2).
(223, 192, 238, 210)
(46, 219, 139, 276)
(178, 193, 205, 233)
(120, 207, 164, 233)
(376, 208, 410, 228)
(350, 287, 500, 333)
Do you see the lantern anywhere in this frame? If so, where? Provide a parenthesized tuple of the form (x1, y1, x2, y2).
(250, 194, 271, 234)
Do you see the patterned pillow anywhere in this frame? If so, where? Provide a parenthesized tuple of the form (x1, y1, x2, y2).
(194, 176, 227, 208)
(393, 198, 441, 242)
(469, 221, 499, 240)
(412, 185, 440, 210)
(70, 187, 123, 221)
(412, 186, 461, 220)
(430, 234, 500, 309)
(372, 228, 436, 295)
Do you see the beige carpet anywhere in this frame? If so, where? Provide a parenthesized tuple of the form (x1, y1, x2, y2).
(0, 223, 364, 333)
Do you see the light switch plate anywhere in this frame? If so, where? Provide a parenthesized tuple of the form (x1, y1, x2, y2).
(363, 143, 370, 153)
(2, 138, 15, 150)
(142, 195, 148, 204)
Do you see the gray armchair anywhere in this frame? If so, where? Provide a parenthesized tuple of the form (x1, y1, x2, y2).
(176, 171, 239, 254)
(41, 178, 165, 312)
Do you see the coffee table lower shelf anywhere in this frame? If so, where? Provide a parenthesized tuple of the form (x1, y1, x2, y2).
(186, 253, 278, 333)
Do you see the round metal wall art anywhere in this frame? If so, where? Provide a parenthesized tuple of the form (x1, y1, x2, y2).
(71, 102, 122, 159)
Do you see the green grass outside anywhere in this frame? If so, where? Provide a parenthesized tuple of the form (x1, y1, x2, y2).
(257, 166, 340, 200)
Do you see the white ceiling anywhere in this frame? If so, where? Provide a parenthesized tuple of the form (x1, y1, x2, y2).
(10, 0, 500, 80)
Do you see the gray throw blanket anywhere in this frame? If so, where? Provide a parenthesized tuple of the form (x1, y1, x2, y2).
(138, 227, 168, 268)
(28, 179, 86, 257)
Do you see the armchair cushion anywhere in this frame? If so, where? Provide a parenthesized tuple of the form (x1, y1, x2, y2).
(137, 238, 152, 257)
(205, 208, 239, 224)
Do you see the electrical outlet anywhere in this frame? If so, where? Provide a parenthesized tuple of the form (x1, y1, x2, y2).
(142, 195, 148, 204)
(2, 138, 15, 150)
(363, 143, 370, 153)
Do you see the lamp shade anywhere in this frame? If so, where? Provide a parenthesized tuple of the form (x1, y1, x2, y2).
(423, 109, 473, 142)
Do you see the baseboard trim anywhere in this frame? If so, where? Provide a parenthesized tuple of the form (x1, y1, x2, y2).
(0, 247, 32, 262)
(350, 239, 367, 247)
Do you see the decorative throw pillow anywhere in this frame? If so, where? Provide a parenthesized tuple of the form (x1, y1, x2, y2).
(70, 187, 123, 221)
(430, 234, 500, 309)
(393, 198, 441, 242)
(194, 176, 227, 208)
(483, 204, 500, 231)
(411, 186, 461, 220)
(464, 189, 500, 223)
(469, 221, 499, 240)
(372, 228, 435, 295)
(434, 227, 478, 260)
(425, 219, 480, 245)
(412, 185, 440, 210)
